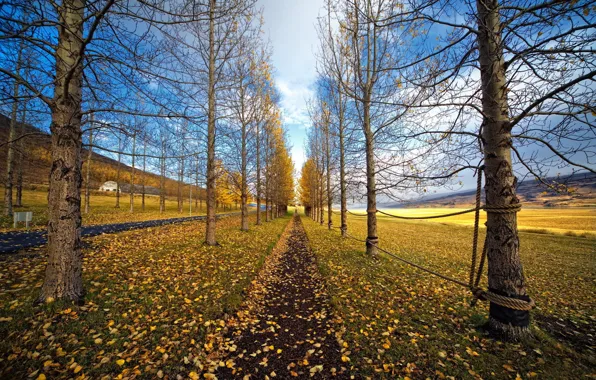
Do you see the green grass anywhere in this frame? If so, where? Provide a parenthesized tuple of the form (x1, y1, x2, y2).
(302, 212, 595, 379)
(0, 189, 242, 231)
(0, 213, 291, 379)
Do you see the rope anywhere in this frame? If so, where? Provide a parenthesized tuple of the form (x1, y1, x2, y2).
(322, 167, 534, 312)
(375, 203, 520, 219)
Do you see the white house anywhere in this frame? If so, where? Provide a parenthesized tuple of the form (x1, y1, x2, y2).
(99, 181, 119, 192)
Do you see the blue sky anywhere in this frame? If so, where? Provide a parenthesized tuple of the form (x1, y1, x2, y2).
(258, 0, 324, 173)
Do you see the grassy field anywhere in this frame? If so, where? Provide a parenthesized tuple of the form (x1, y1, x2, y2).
(302, 211, 595, 379)
(345, 207, 596, 237)
(0, 189, 239, 231)
(0, 213, 291, 379)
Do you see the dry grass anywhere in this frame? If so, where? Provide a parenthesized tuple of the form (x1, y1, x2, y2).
(303, 210, 595, 379)
(345, 207, 596, 238)
(0, 214, 291, 379)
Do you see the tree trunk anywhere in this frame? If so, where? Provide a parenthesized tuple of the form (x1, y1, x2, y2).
(84, 115, 93, 214)
(476, 0, 530, 338)
(241, 121, 248, 231)
(325, 114, 332, 230)
(338, 87, 347, 237)
(159, 142, 165, 213)
(194, 156, 199, 209)
(363, 93, 378, 257)
(39, 0, 85, 304)
(4, 47, 22, 216)
(178, 157, 184, 213)
(15, 97, 27, 208)
(205, 0, 217, 245)
(256, 122, 261, 225)
(115, 137, 121, 208)
(141, 134, 146, 211)
(319, 172, 324, 225)
(130, 131, 136, 213)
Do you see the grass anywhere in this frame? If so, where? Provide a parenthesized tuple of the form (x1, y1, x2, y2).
(302, 211, 595, 379)
(0, 213, 291, 379)
(0, 189, 241, 231)
(345, 207, 596, 238)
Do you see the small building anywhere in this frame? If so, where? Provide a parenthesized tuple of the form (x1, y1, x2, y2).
(99, 181, 119, 192)
(99, 181, 160, 195)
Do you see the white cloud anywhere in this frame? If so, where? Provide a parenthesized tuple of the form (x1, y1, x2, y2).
(276, 79, 313, 127)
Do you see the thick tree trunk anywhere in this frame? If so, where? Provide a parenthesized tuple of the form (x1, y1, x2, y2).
(205, 0, 217, 245)
(130, 132, 136, 213)
(39, 0, 85, 304)
(4, 48, 22, 216)
(477, 0, 530, 339)
(84, 116, 93, 214)
(363, 95, 378, 257)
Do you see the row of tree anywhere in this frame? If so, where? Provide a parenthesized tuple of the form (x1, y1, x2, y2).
(0, 0, 294, 304)
(299, 0, 594, 339)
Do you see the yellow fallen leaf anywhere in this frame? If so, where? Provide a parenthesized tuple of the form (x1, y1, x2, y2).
(116, 359, 125, 366)
(36, 375, 46, 380)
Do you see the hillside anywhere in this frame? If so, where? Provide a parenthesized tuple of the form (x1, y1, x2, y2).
(0, 114, 201, 198)
(398, 171, 596, 208)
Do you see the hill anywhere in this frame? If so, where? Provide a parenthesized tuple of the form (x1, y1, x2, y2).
(0, 113, 202, 198)
(397, 171, 596, 208)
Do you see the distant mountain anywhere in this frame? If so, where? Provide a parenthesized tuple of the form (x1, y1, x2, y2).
(391, 172, 596, 208)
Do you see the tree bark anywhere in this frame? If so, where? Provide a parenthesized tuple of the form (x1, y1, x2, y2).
(338, 86, 347, 237)
(84, 115, 93, 214)
(15, 97, 27, 208)
(39, 0, 85, 304)
(205, 0, 218, 245)
(324, 111, 332, 230)
(159, 140, 166, 213)
(240, 121, 248, 231)
(4, 47, 22, 216)
(477, 0, 530, 338)
(363, 92, 378, 257)
(115, 136, 121, 208)
(256, 121, 261, 225)
(130, 131, 136, 213)
(141, 134, 146, 212)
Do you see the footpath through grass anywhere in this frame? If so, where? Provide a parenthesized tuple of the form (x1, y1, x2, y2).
(302, 214, 595, 379)
(0, 213, 290, 379)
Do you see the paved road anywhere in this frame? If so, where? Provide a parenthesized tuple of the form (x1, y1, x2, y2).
(0, 212, 243, 254)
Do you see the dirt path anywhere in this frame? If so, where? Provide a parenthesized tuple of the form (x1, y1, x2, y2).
(211, 215, 350, 379)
